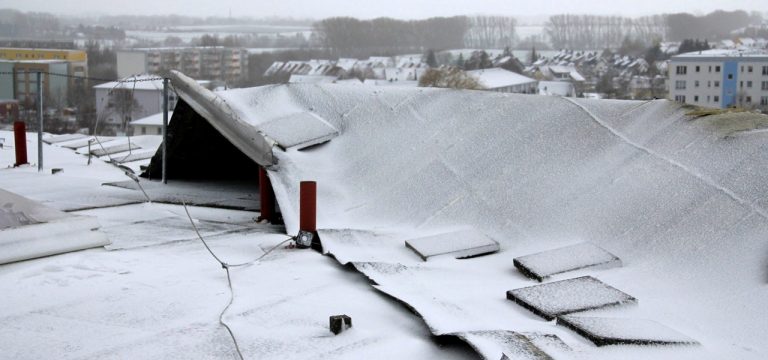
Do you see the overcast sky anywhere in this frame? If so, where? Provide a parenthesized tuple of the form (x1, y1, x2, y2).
(1, 0, 766, 20)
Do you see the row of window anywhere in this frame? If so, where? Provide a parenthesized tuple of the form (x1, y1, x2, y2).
(676, 65, 768, 76)
(675, 80, 768, 90)
(678, 94, 768, 106)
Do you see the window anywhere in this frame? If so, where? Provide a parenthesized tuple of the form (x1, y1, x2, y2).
(746, 96, 752, 104)
(741, 66, 744, 72)
(748, 81, 753, 88)
(676, 66, 687, 75)
(740, 81, 744, 88)
(695, 80, 700, 88)
(707, 95, 711, 103)
(714, 95, 720, 102)
(695, 66, 700, 72)
(675, 80, 687, 90)
(764, 66, 768, 76)
(708, 81, 711, 88)
(748, 65, 753, 73)
(714, 81, 720, 87)
(694, 95, 699, 102)
(674, 95, 686, 103)
(141, 127, 147, 135)
(716, 66, 721, 72)
(709, 66, 712, 72)
(728, 73, 733, 80)
(762, 96, 768, 106)
(157, 128, 162, 135)
(763, 81, 768, 90)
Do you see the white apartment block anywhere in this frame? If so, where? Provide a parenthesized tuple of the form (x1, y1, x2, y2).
(117, 47, 248, 84)
(668, 49, 768, 110)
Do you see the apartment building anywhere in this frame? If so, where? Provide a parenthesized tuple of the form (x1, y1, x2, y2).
(117, 47, 247, 84)
(0, 48, 88, 108)
(668, 49, 768, 110)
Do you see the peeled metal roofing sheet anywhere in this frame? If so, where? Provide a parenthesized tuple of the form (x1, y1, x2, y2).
(513, 243, 621, 281)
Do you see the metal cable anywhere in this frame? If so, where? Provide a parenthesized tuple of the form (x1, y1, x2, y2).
(181, 200, 295, 360)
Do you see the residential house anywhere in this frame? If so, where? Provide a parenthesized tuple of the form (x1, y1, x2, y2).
(466, 68, 537, 94)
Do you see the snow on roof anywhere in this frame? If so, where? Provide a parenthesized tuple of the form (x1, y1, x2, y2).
(0, 132, 456, 359)
(362, 79, 419, 87)
(0, 188, 109, 264)
(93, 74, 166, 91)
(334, 78, 363, 85)
(129, 111, 173, 126)
(288, 74, 338, 84)
(538, 81, 575, 96)
(466, 68, 536, 89)
(196, 84, 768, 358)
(7, 77, 768, 359)
(673, 48, 768, 60)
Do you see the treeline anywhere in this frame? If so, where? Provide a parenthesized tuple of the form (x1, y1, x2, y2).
(464, 16, 517, 48)
(546, 10, 763, 49)
(547, 15, 666, 49)
(0, 9, 64, 39)
(314, 16, 469, 57)
(314, 16, 519, 57)
(665, 10, 762, 41)
(83, 15, 313, 29)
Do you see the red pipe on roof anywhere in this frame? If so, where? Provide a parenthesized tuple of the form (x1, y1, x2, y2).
(13, 121, 28, 167)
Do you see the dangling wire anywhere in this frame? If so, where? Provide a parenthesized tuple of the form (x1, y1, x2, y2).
(181, 200, 294, 360)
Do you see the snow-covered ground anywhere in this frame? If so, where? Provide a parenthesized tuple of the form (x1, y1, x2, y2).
(0, 132, 474, 359)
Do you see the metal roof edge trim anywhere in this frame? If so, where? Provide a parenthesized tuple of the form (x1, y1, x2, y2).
(169, 70, 276, 167)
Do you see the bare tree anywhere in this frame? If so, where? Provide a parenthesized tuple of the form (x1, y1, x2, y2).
(418, 68, 483, 90)
(107, 89, 142, 133)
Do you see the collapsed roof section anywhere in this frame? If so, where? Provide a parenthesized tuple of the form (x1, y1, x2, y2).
(153, 74, 768, 358)
(168, 70, 275, 168)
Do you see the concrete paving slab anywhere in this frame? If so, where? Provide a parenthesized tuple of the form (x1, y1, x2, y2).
(513, 243, 621, 281)
(259, 111, 338, 149)
(506, 276, 636, 320)
(405, 229, 499, 261)
(43, 133, 88, 144)
(557, 315, 698, 346)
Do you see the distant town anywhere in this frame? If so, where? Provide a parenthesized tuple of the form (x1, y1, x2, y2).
(1, 9, 767, 135)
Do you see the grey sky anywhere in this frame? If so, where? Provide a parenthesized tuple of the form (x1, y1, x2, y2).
(2, 0, 766, 20)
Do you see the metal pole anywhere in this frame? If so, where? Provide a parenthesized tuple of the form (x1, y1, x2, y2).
(162, 78, 169, 184)
(37, 71, 43, 172)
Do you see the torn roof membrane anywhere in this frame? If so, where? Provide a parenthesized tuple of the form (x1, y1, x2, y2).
(165, 77, 768, 358)
(0, 188, 110, 265)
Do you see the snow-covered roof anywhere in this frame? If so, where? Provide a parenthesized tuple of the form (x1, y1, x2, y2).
(6, 77, 768, 360)
(288, 74, 338, 84)
(188, 83, 768, 359)
(538, 80, 575, 96)
(129, 111, 173, 126)
(93, 74, 166, 91)
(466, 68, 536, 89)
(673, 49, 768, 60)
